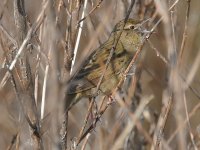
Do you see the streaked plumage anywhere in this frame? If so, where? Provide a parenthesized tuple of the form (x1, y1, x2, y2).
(65, 19, 143, 110)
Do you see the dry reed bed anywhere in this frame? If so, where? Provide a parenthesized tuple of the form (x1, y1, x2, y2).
(0, 0, 200, 149)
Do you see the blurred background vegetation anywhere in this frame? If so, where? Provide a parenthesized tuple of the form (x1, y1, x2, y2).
(0, 0, 200, 149)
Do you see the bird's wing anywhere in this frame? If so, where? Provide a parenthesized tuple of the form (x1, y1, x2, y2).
(67, 40, 129, 95)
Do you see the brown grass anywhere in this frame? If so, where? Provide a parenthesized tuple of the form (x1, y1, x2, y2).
(0, 0, 200, 149)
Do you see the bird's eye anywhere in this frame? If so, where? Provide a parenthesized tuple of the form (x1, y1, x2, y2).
(129, 25, 135, 29)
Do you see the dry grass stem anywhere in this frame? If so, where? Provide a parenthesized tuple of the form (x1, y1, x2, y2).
(0, 0, 200, 149)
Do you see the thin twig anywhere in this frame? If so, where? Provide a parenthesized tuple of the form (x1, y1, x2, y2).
(41, 65, 49, 119)
(152, 92, 173, 149)
(6, 133, 18, 150)
(70, 0, 88, 74)
(81, 133, 91, 150)
(183, 94, 198, 150)
(178, 0, 191, 65)
(78, 0, 104, 24)
(14, 0, 28, 89)
(77, 98, 95, 144)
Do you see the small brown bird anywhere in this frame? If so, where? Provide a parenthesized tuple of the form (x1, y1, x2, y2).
(65, 19, 144, 110)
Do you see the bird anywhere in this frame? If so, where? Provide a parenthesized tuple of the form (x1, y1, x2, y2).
(65, 18, 144, 110)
